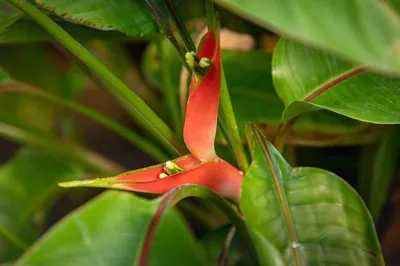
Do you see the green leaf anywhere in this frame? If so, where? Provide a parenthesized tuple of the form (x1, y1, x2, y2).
(250, 229, 285, 266)
(273, 38, 400, 124)
(215, 0, 400, 73)
(0, 149, 80, 261)
(16, 191, 206, 266)
(34, 0, 158, 37)
(241, 124, 385, 265)
(142, 41, 384, 146)
(359, 125, 400, 221)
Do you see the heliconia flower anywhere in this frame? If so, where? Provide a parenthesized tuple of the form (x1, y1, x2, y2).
(59, 28, 244, 201)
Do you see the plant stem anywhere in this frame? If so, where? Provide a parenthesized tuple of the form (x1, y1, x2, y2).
(158, 42, 183, 139)
(204, 2, 248, 170)
(0, 84, 169, 162)
(0, 227, 28, 252)
(218, 226, 236, 266)
(220, 68, 249, 171)
(164, 0, 196, 53)
(7, 0, 181, 157)
(143, 0, 191, 72)
(205, 0, 216, 29)
(273, 117, 298, 154)
(137, 185, 259, 266)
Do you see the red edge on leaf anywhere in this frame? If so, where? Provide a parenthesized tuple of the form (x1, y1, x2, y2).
(119, 158, 243, 201)
(115, 155, 199, 182)
(184, 29, 221, 161)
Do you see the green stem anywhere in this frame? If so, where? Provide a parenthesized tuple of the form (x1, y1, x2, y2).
(205, 0, 216, 29)
(0, 226, 28, 252)
(204, 2, 249, 171)
(7, 0, 181, 157)
(0, 84, 169, 162)
(138, 185, 259, 266)
(219, 68, 249, 171)
(143, 0, 191, 72)
(164, 0, 196, 53)
(158, 42, 183, 140)
(0, 118, 123, 175)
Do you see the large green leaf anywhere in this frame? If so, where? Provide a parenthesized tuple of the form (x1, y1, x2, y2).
(142, 41, 383, 146)
(273, 38, 400, 124)
(33, 0, 158, 37)
(241, 124, 384, 265)
(0, 149, 80, 262)
(16, 191, 206, 266)
(215, 0, 400, 73)
(359, 125, 400, 222)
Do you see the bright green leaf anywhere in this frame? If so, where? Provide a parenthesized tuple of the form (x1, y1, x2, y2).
(0, 149, 80, 261)
(215, 0, 400, 73)
(16, 191, 206, 266)
(273, 38, 400, 124)
(250, 229, 285, 266)
(241, 124, 385, 265)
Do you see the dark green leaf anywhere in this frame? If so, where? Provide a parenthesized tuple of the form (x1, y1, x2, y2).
(34, 0, 158, 37)
(359, 125, 400, 221)
(0, 149, 80, 261)
(241, 124, 384, 265)
(273, 38, 400, 124)
(215, 0, 400, 73)
(16, 191, 206, 266)
(142, 41, 384, 146)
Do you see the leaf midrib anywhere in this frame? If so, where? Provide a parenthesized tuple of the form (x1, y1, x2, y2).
(302, 66, 369, 102)
(254, 128, 302, 266)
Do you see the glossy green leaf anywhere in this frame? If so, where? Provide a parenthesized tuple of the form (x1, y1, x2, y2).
(273, 38, 400, 124)
(16, 191, 206, 266)
(0, 149, 80, 261)
(359, 125, 400, 221)
(241, 124, 384, 265)
(34, 0, 158, 37)
(215, 0, 400, 73)
(142, 41, 383, 146)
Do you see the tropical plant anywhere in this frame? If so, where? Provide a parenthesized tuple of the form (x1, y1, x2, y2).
(0, 0, 399, 265)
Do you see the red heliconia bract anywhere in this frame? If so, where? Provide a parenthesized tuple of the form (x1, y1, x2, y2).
(184, 29, 220, 161)
(59, 28, 244, 201)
